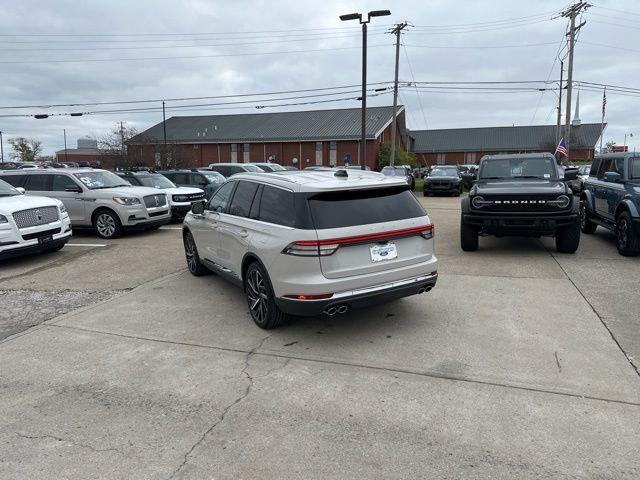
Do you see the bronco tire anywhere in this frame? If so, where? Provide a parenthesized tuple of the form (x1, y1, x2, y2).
(580, 200, 597, 234)
(555, 221, 581, 254)
(460, 219, 478, 251)
(616, 211, 640, 257)
(245, 261, 288, 329)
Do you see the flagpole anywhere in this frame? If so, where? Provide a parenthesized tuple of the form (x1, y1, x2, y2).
(599, 87, 606, 154)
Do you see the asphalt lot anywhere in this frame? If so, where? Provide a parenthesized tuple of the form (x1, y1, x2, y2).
(1, 195, 639, 479)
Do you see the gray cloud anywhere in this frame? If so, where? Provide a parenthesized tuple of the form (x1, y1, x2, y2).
(0, 0, 637, 156)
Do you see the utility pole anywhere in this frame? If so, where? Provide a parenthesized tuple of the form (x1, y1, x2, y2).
(162, 101, 167, 166)
(63, 129, 68, 163)
(120, 121, 125, 157)
(556, 60, 564, 146)
(389, 21, 408, 167)
(0, 131, 4, 163)
(561, 1, 589, 161)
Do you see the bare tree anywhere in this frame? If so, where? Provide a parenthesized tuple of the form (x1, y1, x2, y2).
(8, 137, 42, 162)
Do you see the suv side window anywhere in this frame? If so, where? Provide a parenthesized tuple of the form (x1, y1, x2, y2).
(228, 181, 259, 218)
(0, 174, 27, 187)
(589, 159, 600, 177)
(25, 174, 51, 191)
(189, 173, 207, 186)
(208, 182, 235, 213)
(596, 159, 612, 179)
(614, 158, 625, 177)
(229, 166, 244, 175)
(211, 166, 228, 177)
(258, 185, 295, 227)
(172, 173, 189, 184)
(52, 174, 80, 191)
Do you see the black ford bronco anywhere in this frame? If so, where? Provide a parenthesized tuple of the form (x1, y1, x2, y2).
(461, 153, 580, 253)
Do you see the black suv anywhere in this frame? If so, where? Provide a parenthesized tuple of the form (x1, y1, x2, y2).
(581, 153, 640, 256)
(461, 153, 580, 253)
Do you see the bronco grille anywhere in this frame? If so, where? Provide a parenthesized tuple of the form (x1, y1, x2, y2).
(474, 196, 567, 212)
(143, 194, 167, 208)
(13, 206, 59, 229)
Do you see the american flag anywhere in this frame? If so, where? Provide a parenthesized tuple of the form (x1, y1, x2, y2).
(602, 87, 607, 118)
(555, 137, 568, 157)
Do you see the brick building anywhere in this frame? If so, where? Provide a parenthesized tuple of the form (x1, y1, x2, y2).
(128, 106, 406, 170)
(410, 123, 605, 166)
(55, 138, 108, 165)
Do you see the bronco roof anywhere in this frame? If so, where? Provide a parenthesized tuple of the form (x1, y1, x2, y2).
(228, 169, 408, 193)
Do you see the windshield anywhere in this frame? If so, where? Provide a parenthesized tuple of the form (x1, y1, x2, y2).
(578, 165, 590, 175)
(266, 164, 285, 171)
(74, 171, 131, 189)
(0, 178, 20, 196)
(479, 157, 559, 180)
(631, 158, 640, 179)
(243, 165, 265, 173)
(430, 168, 458, 177)
(137, 175, 176, 189)
(204, 172, 224, 183)
(381, 167, 405, 176)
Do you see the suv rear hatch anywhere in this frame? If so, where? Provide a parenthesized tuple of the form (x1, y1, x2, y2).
(307, 186, 433, 279)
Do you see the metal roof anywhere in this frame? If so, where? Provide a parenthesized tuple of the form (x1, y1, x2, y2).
(411, 123, 605, 153)
(129, 106, 404, 144)
(55, 148, 104, 155)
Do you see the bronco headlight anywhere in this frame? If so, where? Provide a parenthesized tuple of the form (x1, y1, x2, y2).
(548, 195, 571, 208)
(112, 197, 141, 206)
(0, 214, 7, 224)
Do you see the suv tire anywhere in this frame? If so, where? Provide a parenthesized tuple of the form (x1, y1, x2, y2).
(245, 261, 288, 329)
(555, 221, 580, 254)
(460, 219, 479, 251)
(183, 231, 209, 276)
(580, 200, 597, 234)
(616, 211, 640, 256)
(93, 209, 123, 239)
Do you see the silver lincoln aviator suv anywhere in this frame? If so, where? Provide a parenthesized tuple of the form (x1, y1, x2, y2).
(182, 169, 438, 329)
(0, 168, 171, 238)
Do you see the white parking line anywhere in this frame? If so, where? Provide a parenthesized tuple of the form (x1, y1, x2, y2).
(65, 243, 107, 247)
(160, 226, 183, 230)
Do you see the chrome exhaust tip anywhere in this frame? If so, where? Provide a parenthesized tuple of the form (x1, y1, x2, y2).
(417, 287, 426, 294)
(337, 305, 348, 314)
(324, 307, 337, 316)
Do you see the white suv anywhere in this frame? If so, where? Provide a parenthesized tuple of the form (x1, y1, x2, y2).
(0, 169, 171, 238)
(183, 169, 438, 328)
(0, 179, 71, 260)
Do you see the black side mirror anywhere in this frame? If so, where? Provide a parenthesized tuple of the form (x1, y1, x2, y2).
(603, 171, 622, 183)
(65, 185, 82, 193)
(191, 201, 205, 215)
(563, 169, 578, 181)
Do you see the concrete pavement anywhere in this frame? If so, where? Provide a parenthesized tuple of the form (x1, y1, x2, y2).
(0, 195, 639, 479)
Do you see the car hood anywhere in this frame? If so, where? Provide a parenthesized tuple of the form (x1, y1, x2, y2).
(1, 194, 62, 213)
(425, 175, 459, 181)
(472, 179, 568, 196)
(88, 186, 168, 197)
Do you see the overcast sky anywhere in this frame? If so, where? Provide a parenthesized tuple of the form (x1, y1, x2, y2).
(0, 0, 637, 156)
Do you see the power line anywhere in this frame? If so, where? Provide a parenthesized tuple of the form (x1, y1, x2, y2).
(401, 45, 428, 129)
(0, 33, 388, 52)
(0, 43, 392, 64)
(0, 82, 391, 110)
(403, 41, 558, 49)
(409, 10, 558, 28)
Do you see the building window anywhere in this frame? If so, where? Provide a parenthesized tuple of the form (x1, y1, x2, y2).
(243, 143, 250, 163)
(436, 153, 446, 165)
(231, 143, 238, 163)
(329, 141, 337, 167)
(465, 152, 476, 163)
(315, 142, 323, 166)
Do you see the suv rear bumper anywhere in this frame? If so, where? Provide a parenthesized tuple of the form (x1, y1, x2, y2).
(275, 272, 438, 317)
(463, 212, 579, 235)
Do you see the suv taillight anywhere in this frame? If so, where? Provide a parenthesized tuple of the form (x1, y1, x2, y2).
(283, 224, 434, 257)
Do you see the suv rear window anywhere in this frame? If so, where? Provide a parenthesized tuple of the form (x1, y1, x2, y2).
(258, 185, 295, 227)
(308, 187, 425, 229)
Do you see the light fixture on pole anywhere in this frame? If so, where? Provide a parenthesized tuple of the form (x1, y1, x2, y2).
(340, 9, 391, 170)
(624, 132, 633, 148)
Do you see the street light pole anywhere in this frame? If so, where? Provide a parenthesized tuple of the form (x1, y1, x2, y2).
(340, 10, 391, 170)
(63, 129, 68, 163)
(0, 131, 4, 164)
